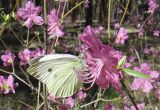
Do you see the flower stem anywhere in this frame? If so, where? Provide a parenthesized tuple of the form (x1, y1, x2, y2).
(76, 97, 121, 109)
(120, 77, 139, 110)
(26, 28, 30, 47)
(107, 0, 111, 38)
(36, 81, 41, 110)
(120, 0, 130, 25)
(0, 39, 9, 50)
(43, 1, 48, 110)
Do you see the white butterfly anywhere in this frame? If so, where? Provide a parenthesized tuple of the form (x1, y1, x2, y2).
(27, 54, 83, 97)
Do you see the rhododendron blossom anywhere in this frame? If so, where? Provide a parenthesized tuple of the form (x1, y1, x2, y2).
(48, 95, 57, 102)
(76, 91, 87, 101)
(130, 63, 159, 93)
(114, 23, 120, 29)
(111, 51, 123, 61)
(124, 103, 145, 110)
(1, 51, 15, 67)
(47, 9, 64, 38)
(79, 26, 121, 91)
(0, 75, 16, 94)
(31, 48, 45, 58)
(115, 27, 128, 45)
(17, 1, 44, 28)
(18, 48, 44, 65)
(18, 49, 32, 65)
(104, 103, 116, 110)
(147, 0, 159, 13)
(65, 97, 75, 108)
(138, 29, 145, 37)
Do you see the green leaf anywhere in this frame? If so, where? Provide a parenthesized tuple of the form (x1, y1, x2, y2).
(122, 68, 150, 78)
(125, 27, 139, 33)
(117, 56, 126, 69)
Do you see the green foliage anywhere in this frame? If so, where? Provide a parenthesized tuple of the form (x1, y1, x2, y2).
(122, 68, 150, 78)
(117, 56, 127, 69)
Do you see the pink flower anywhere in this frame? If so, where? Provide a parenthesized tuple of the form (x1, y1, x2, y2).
(1, 51, 15, 67)
(48, 95, 57, 102)
(138, 29, 145, 37)
(3, 75, 15, 94)
(59, 105, 68, 110)
(112, 51, 123, 61)
(144, 48, 150, 54)
(153, 30, 160, 37)
(144, 47, 158, 57)
(104, 103, 116, 110)
(0, 76, 5, 93)
(47, 9, 64, 38)
(150, 47, 158, 57)
(65, 97, 75, 108)
(79, 26, 121, 91)
(128, 56, 136, 63)
(0, 75, 17, 94)
(147, 0, 159, 13)
(114, 23, 120, 29)
(115, 27, 128, 45)
(85, 0, 90, 7)
(18, 49, 32, 65)
(94, 26, 104, 37)
(76, 91, 87, 101)
(31, 48, 45, 58)
(124, 103, 145, 110)
(17, 1, 43, 28)
(130, 63, 159, 93)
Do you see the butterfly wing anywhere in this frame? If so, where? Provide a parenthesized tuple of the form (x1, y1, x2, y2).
(27, 54, 83, 97)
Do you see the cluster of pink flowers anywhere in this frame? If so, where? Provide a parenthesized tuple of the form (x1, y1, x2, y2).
(1, 48, 44, 66)
(65, 91, 87, 108)
(147, 0, 159, 13)
(0, 75, 17, 94)
(17, 1, 65, 38)
(130, 63, 159, 93)
(18, 48, 44, 65)
(1, 51, 15, 67)
(115, 27, 128, 45)
(103, 103, 116, 110)
(79, 26, 122, 91)
(17, 1, 44, 28)
(48, 91, 87, 109)
(124, 103, 145, 110)
(47, 9, 64, 38)
(144, 47, 158, 57)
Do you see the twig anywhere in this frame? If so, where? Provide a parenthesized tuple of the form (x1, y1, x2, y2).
(36, 81, 41, 110)
(120, 77, 139, 110)
(120, 0, 131, 25)
(18, 100, 35, 110)
(108, 0, 111, 38)
(76, 97, 121, 109)
(26, 28, 30, 47)
(10, 29, 24, 46)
